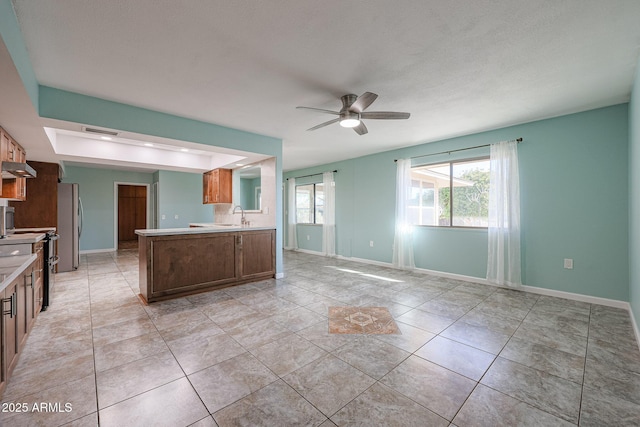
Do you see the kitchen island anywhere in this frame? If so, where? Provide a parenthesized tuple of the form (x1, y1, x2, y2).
(135, 226, 275, 303)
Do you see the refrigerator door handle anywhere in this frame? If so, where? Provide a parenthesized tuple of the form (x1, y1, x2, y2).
(78, 197, 84, 238)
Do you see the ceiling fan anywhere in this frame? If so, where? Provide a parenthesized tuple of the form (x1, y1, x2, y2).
(297, 92, 410, 135)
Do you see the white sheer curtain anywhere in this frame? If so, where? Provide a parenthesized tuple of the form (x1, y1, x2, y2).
(392, 159, 415, 269)
(487, 140, 521, 287)
(322, 171, 336, 257)
(286, 178, 298, 250)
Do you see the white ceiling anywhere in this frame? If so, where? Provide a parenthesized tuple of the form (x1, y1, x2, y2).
(7, 0, 640, 172)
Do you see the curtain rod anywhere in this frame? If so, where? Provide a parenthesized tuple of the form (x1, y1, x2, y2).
(394, 138, 523, 162)
(286, 170, 337, 181)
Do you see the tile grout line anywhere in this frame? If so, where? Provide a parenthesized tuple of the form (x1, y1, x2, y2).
(576, 305, 593, 426)
(85, 257, 101, 427)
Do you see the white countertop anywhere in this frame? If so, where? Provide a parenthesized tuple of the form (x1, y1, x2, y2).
(0, 232, 47, 245)
(15, 227, 56, 233)
(0, 254, 37, 293)
(135, 225, 275, 237)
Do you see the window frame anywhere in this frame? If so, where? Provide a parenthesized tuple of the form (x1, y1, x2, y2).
(411, 156, 490, 229)
(295, 182, 324, 225)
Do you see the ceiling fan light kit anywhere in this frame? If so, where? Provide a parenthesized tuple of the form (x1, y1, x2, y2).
(339, 111, 360, 128)
(297, 92, 410, 135)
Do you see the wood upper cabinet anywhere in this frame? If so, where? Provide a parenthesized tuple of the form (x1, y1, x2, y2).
(203, 168, 232, 204)
(0, 129, 25, 163)
(0, 127, 28, 201)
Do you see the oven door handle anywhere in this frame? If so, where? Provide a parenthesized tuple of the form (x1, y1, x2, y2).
(50, 255, 60, 266)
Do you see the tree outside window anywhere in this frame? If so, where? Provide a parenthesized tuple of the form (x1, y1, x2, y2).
(410, 158, 490, 227)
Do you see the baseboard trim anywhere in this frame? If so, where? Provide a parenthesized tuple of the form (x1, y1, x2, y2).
(80, 248, 115, 255)
(631, 305, 640, 353)
(292, 248, 324, 256)
(336, 255, 395, 269)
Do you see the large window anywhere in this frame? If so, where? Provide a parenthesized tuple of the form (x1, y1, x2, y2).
(296, 183, 324, 224)
(410, 158, 490, 227)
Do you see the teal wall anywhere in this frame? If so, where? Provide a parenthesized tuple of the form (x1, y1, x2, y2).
(62, 166, 154, 251)
(156, 170, 212, 228)
(0, 0, 38, 108)
(62, 167, 213, 250)
(629, 56, 640, 327)
(285, 104, 630, 301)
(296, 225, 324, 252)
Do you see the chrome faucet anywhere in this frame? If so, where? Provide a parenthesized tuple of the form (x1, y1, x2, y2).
(232, 205, 247, 226)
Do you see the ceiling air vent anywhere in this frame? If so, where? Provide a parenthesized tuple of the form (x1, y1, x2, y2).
(82, 126, 119, 137)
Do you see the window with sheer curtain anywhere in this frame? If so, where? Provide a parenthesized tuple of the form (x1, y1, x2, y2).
(486, 140, 521, 287)
(410, 158, 490, 228)
(296, 183, 324, 224)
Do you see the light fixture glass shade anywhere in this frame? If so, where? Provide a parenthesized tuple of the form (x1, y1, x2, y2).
(340, 118, 360, 128)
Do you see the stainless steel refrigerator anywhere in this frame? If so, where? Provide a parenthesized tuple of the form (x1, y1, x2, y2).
(57, 183, 82, 272)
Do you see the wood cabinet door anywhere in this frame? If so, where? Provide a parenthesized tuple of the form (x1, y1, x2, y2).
(217, 169, 233, 203)
(0, 289, 5, 394)
(118, 185, 147, 242)
(238, 230, 275, 280)
(16, 271, 28, 350)
(210, 170, 220, 203)
(7, 138, 18, 162)
(24, 254, 43, 333)
(0, 130, 10, 161)
(202, 172, 211, 203)
(17, 146, 26, 162)
(2, 281, 19, 378)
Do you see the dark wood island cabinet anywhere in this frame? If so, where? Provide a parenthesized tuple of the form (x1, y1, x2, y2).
(137, 228, 275, 303)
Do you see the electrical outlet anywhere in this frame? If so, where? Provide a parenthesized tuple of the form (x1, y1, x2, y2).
(161, 214, 166, 220)
(564, 258, 573, 269)
(306, 235, 310, 241)
(174, 214, 179, 219)
(369, 240, 374, 247)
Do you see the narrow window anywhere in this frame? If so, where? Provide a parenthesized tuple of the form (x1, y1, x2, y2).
(296, 183, 324, 224)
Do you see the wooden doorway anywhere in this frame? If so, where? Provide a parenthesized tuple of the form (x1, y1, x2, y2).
(118, 184, 147, 249)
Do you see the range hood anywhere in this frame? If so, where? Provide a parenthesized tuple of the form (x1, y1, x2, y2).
(1, 161, 37, 179)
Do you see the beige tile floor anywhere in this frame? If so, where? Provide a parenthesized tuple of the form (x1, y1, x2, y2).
(1, 249, 640, 426)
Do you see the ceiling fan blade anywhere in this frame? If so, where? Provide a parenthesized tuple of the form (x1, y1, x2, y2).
(350, 92, 378, 113)
(307, 118, 340, 131)
(353, 121, 368, 135)
(296, 106, 340, 115)
(360, 111, 410, 120)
